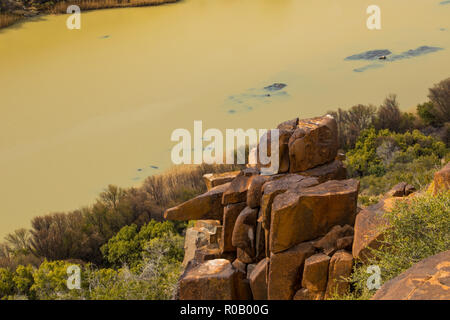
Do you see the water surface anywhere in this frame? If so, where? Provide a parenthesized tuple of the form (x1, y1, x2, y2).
(0, 0, 449, 237)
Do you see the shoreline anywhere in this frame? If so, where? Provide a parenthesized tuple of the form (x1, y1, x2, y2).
(0, 0, 179, 29)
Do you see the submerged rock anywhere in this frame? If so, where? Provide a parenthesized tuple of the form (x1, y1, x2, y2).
(264, 83, 287, 91)
(345, 50, 392, 61)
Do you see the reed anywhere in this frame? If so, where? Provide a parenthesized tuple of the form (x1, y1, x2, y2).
(50, 0, 178, 14)
(0, 13, 22, 29)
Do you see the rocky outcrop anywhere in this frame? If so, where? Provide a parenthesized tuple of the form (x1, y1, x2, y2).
(167, 115, 362, 300)
(352, 191, 412, 262)
(325, 250, 353, 299)
(270, 179, 359, 253)
(164, 183, 230, 221)
(288, 116, 338, 172)
(203, 171, 240, 191)
(179, 259, 238, 300)
(372, 250, 450, 300)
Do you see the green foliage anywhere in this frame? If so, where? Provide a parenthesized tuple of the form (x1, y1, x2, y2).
(13, 265, 35, 298)
(347, 128, 447, 182)
(101, 220, 181, 270)
(341, 192, 450, 299)
(30, 260, 75, 300)
(417, 101, 442, 127)
(0, 268, 14, 299)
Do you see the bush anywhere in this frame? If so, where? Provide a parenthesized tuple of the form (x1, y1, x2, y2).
(0, 268, 14, 299)
(347, 128, 447, 179)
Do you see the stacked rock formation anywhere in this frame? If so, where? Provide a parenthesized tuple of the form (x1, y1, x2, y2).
(165, 115, 360, 300)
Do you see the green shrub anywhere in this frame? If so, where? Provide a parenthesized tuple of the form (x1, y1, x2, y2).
(0, 268, 14, 299)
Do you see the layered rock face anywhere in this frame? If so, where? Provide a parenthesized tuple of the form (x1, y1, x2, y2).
(372, 250, 450, 300)
(166, 115, 360, 300)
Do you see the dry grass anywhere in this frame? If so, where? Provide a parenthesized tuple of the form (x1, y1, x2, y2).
(50, 0, 178, 14)
(139, 163, 243, 211)
(0, 13, 22, 29)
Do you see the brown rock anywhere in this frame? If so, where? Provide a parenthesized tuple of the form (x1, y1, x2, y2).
(260, 175, 320, 231)
(220, 202, 247, 253)
(237, 248, 255, 264)
(299, 160, 347, 183)
(387, 182, 408, 197)
(314, 224, 354, 256)
(352, 197, 397, 262)
(404, 184, 416, 196)
(179, 259, 238, 300)
(203, 171, 240, 191)
(258, 129, 293, 174)
(164, 183, 230, 221)
(232, 259, 253, 300)
(247, 175, 271, 208)
(302, 253, 331, 292)
(232, 207, 258, 258)
(288, 115, 338, 173)
(194, 247, 222, 263)
(277, 118, 299, 131)
(270, 179, 359, 253)
(336, 236, 354, 251)
(249, 258, 269, 300)
(293, 288, 325, 300)
(325, 250, 353, 299)
(372, 250, 450, 300)
(194, 220, 221, 245)
(433, 162, 450, 194)
(255, 210, 266, 261)
(222, 171, 258, 205)
(268, 241, 315, 300)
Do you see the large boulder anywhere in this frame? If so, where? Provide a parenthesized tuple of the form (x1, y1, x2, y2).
(260, 175, 320, 231)
(179, 259, 238, 300)
(372, 250, 450, 300)
(352, 197, 402, 262)
(203, 171, 240, 191)
(433, 162, 450, 194)
(222, 169, 259, 205)
(268, 241, 315, 300)
(260, 175, 319, 255)
(325, 250, 353, 299)
(249, 258, 269, 300)
(298, 160, 347, 183)
(301, 253, 331, 293)
(288, 115, 338, 173)
(164, 183, 230, 221)
(220, 202, 247, 253)
(270, 179, 359, 253)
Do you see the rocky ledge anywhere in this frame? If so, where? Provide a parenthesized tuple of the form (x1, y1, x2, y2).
(164, 115, 450, 300)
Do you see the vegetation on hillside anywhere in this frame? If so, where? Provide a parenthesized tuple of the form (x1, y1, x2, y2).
(336, 192, 450, 300)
